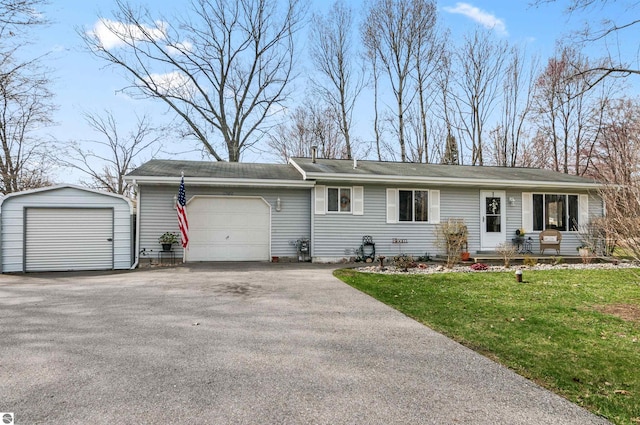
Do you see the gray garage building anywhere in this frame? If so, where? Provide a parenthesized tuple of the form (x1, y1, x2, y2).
(0, 185, 134, 272)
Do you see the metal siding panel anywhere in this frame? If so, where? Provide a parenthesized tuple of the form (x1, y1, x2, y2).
(25, 208, 114, 272)
(137, 186, 310, 261)
(2, 187, 131, 272)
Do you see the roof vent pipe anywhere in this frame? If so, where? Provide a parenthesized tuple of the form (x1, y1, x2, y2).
(311, 145, 317, 163)
(353, 158, 358, 169)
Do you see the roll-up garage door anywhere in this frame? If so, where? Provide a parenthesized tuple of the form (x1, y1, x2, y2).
(25, 208, 114, 272)
(186, 197, 270, 262)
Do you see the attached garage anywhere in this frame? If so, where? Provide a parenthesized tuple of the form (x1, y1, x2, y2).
(186, 196, 270, 262)
(1, 185, 133, 273)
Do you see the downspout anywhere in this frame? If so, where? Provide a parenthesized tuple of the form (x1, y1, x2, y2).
(130, 179, 140, 270)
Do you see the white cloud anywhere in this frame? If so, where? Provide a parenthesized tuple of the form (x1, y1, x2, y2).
(89, 18, 167, 49)
(166, 41, 194, 56)
(443, 2, 508, 36)
(144, 71, 197, 98)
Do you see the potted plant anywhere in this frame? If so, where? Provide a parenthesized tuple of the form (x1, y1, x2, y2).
(158, 232, 179, 251)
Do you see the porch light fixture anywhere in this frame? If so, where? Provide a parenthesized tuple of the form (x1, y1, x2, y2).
(508, 196, 516, 206)
(173, 194, 177, 209)
(276, 197, 282, 212)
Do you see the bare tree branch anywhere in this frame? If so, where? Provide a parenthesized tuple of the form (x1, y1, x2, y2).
(0, 0, 55, 194)
(57, 110, 164, 197)
(361, 0, 439, 162)
(309, 0, 365, 160)
(80, 0, 305, 162)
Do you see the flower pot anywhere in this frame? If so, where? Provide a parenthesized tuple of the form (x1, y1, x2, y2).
(162, 243, 172, 252)
(460, 252, 470, 261)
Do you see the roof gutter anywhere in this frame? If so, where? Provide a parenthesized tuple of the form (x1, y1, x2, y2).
(123, 175, 315, 188)
(130, 179, 140, 270)
(301, 172, 603, 190)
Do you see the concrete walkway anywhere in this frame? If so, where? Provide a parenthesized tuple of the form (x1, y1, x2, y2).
(0, 263, 610, 424)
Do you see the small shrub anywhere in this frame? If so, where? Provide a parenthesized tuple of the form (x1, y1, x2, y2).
(470, 263, 489, 271)
(552, 256, 564, 265)
(393, 254, 417, 271)
(523, 255, 538, 267)
(434, 219, 468, 268)
(496, 242, 517, 268)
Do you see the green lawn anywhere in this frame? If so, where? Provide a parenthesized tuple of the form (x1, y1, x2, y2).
(335, 268, 640, 425)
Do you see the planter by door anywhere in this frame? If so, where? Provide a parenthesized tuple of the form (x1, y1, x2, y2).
(162, 243, 172, 252)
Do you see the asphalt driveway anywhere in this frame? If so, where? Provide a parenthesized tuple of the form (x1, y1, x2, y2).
(0, 263, 610, 424)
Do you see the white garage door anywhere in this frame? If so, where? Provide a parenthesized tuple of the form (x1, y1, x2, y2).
(25, 208, 114, 272)
(186, 197, 270, 262)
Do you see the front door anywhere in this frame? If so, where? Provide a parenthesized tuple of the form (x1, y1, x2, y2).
(481, 190, 506, 250)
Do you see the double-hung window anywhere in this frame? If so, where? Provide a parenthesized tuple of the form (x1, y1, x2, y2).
(532, 194, 579, 231)
(399, 190, 429, 222)
(386, 188, 439, 224)
(327, 187, 352, 213)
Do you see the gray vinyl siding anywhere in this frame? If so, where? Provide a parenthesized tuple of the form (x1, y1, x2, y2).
(311, 185, 605, 259)
(312, 185, 480, 259)
(137, 185, 310, 260)
(1, 187, 132, 272)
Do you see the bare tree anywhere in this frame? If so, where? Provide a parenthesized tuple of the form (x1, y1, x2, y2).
(450, 28, 508, 165)
(490, 45, 537, 167)
(435, 54, 462, 165)
(598, 184, 640, 262)
(411, 9, 444, 163)
(309, 0, 365, 160)
(535, 0, 640, 81)
(531, 44, 610, 175)
(0, 0, 47, 34)
(586, 95, 640, 263)
(268, 102, 346, 163)
(81, 0, 305, 162)
(0, 57, 55, 194)
(587, 97, 640, 185)
(361, 0, 438, 162)
(0, 0, 55, 194)
(58, 111, 163, 196)
(362, 26, 384, 161)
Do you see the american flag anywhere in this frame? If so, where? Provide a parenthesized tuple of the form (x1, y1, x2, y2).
(177, 175, 189, 248)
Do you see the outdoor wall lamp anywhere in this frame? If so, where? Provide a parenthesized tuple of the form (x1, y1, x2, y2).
(508, 196, 516, 206)
(173, 194, 177, 209)
(276, 197, 282, 212)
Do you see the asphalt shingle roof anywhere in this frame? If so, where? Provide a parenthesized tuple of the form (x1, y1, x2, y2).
(128, 158, 600, 187)
(127, 159, 304, 181)
(291, 158, 599, 185)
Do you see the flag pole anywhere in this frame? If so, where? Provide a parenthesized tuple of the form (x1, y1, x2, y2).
(177, 171, 189, 264)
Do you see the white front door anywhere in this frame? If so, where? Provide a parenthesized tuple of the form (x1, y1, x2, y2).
(481, 191, 506, 250)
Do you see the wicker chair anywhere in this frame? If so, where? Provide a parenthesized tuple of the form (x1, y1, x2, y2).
(539, 229, 562, 254)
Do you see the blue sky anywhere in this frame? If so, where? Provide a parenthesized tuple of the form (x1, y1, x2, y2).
(24, 0, 638, 182)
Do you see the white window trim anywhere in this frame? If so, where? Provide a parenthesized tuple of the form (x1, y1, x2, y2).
(387, 188, 440, 224)
(529, 192, 584, 232)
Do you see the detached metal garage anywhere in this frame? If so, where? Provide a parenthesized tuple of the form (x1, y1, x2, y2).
(1, 185, 133, 272)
